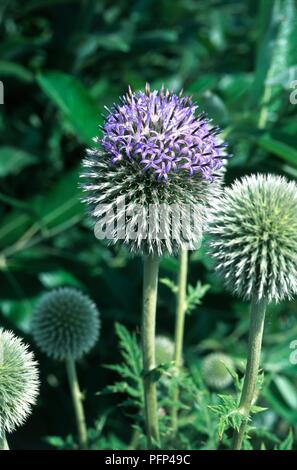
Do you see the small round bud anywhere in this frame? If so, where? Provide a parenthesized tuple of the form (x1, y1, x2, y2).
(202, 352, 234, 390)
(155, 336, 174, 364)
(31, 288, 100, 361)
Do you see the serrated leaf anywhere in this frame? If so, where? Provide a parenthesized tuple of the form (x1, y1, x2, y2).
(101, 323, 143, 411)
(209, 394, 244, 439)
(186, 281, 210, 313)
(160, 277, 178, 294)
(250, 405, 267, 414)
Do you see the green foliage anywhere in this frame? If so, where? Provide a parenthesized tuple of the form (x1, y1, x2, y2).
(0, 147, 38, 177)
(37, 72, 101, 145)
(186, 282, 210, 314)
(276, 430, 294, 450)
(45, 413, 127, 450)
(161, 278, 210, 314)
(209, 394, 244, 440)
(103, 323, 143, 412)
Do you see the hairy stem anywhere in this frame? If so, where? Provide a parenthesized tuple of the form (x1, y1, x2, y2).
(232, 297, 267, 450)
(171, 249, 188, 434)
(142, 255, 160, 449)
(65, 357, 88, 450)
(0, 433, 9, 450)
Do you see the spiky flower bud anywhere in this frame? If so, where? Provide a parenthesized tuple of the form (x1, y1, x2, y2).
(31, 288, 100, 361)
(208, 174, 297, 303)
(0, 329, 39, 436)
(202, 352, 234, 390)
(81, 85, 227, 255)
(155, 335, 174, 364)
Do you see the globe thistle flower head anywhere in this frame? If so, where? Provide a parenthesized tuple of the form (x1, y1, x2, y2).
(208, 174, 297, 303)
(101, 84, 226, 181)
(155, 335, 174, 364)
(0, 329, 39, 436)
(202, 352, 234, 390)
(31, 288, 100, 361)
(81, 85, 227, 256)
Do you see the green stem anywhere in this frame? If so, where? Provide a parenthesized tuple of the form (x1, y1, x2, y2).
(142, 254, 160, 449)
(171, 249, 188, 434)
(128, 428, 141, 450)
(232, 297, 267, 450)
(0, 433, 9, 450)
(65, 357, 88, 450)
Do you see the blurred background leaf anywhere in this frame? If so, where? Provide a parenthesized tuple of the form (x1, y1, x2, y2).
(37, 72, 101, 145)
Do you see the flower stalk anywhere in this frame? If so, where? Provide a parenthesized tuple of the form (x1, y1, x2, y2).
(65, 357, 88, 450)
(0, 433, 9, 450)
(232, 297, 267, 450)
(171, 249, 188, 433)
(142, 255, 160, 448)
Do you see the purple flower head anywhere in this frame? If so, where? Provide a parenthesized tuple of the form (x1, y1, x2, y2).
(100, 84, 227, 182)
(81, 85, 226, 256)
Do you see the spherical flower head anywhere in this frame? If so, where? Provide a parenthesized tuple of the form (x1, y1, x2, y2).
(81, 85, 227, 256)
(155, 335, 174, 364)
(202, 352, 234, 390)
(31, 288, 100, 361)
(0, 329, 39, 436)
(208, 174, 297, 303)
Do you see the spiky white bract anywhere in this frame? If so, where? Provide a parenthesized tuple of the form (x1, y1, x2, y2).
(155, 336, 174, 364)
(0, 329, 39, 436)
(82, 151, 223, 256)
(81, 86, 226, 256)
(202, 353, 234, 390)
(208, 174, 297, 303)
(31, 288, 100, 361)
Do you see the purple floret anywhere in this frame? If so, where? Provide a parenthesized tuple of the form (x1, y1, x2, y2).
(100, 84, 227, 181)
